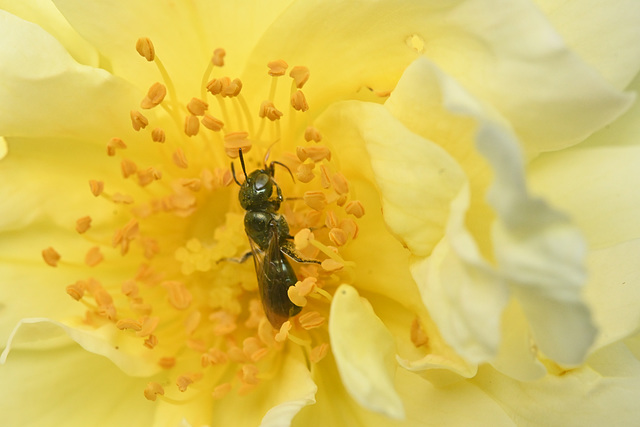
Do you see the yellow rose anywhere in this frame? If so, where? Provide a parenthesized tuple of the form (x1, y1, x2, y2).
(1, 1, 639, 426)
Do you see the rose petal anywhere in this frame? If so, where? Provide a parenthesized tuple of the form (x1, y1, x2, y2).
(329, 285, 405, 420)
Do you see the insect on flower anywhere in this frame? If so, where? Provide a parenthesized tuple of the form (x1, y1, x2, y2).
(231, 149, 320, 328)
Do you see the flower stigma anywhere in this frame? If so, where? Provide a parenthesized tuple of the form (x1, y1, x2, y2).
(42, 38, 364, 404)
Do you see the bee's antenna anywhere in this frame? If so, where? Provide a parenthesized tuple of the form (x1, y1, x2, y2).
(230, 162, 242, 186)
(238, 149, 248, 179)
(270, 161, 295, 183)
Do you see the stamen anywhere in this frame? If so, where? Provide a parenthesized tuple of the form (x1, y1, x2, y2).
(310, 343, 329, 363)
(66, 281, 85, 300)
(212, 48, 226, 67)
(289, 66, 310, 89)
(121, 159, 138, 178)
(151, 127, 166, 142)
(304, 126, 322, 142)
(223, 132, 251, 158)
(144, 382, 165, 401)
(42, 247, 61, 267)
(345, 200, 365, 218)
(89, 180, 104, 197)
(221, 79, 243, 98)
(328, 228, 348, 247)
(331, 172, 349, 195)
(291, 90, 309, 112)
(321, 259, 344, 272)
(296, 162, 315, 183)
(303, 191, 327, 211)
(275, 321, 292, 343)
(116, 318, 143, 332)
(172, 148, 189, 168)
(212, 383, 232, 399)
(162, 281, 192, 310)
(135, 37, 155, 61)
(298, 311, 325, 330)
(201, 114, 224, 131)
(340, 218, 359, 239)
(294, 228, 314, 251)
(141, 82, 167, 109)
(267, 59, 288, 77)
(287, 286, 307, 307)
(84, 246, 104, 267)
(159, 357, 176, 369)
(106, 137, 127, 156)
(130, 110, 149, 131)
(184, 115, 200, 137)
(410, 317, 429, 347)
(297, 145, 331, 162)
(75, 216, 92, 234)
(187, 98, 208, 116)
(259, 101, 283, 121)
(319, 165, 331, 189)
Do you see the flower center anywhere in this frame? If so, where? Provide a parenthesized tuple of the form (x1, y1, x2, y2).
(42, 38, 365, 403)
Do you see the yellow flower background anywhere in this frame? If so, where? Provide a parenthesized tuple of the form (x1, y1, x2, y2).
(1, 1, 640, 426)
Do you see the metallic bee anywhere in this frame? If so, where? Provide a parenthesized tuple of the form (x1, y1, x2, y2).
(231, 149, 320, 328)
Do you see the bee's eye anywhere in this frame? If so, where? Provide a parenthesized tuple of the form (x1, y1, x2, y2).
(254, 173, 270, 190)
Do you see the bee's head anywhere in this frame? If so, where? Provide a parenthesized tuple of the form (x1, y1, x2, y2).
(238, 168, 283, 212)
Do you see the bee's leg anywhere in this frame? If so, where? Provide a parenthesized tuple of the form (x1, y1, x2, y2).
(217, 251, 253, 264)
(280, 242, 321, 264)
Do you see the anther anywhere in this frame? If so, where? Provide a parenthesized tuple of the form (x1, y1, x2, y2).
(144, 382, 165, 401)
(212, 48, 226, 67)
(223, 132, 251, 158)
(259, 101, 283, 121)
(267, 59, 288, 76)
(298, 311, 325, 330)
(66, 281, 85, 300)
(136, 37, 155, 61)
(121, 280, 139, 297)
(291, 90, 309, 112)
(321, 258, 344, 272)
(345, 200, 365, 218)
(221, 78, 242, 97)
(206, 78, 223, 95)
(275, 321, 292, 342)
(202, 348, 228, 367)
(141, 82, 167, 109)
(137, 316, 160, 337)
(212, 383, 232, 399)
(329, 227, 348, 246)
(304, 126, 322, 142)
(184, 115, 200, 136)
(151, 127, 166, 142)
(42, 247, 61, 267)
(144, 335, 158, 349)
(303, 191, 327, 211)
(289, 66, 310, 88)
(176, 374, 195, 392)
(287, 286, 307, 307)
(410, 317, 429, 347)
(241, 365, 260, 385)
(85, 246, 104, 267)
(106, 137, 127, 156)
(172, 148, 189, 168)
(121, 159, 138, 178)
(75, 216, 92, 234)
(331, 172, 349, 195)
(310, 343, 329, 363)
(137, 167, 161, 187)
(201, 114, 224, 131)
(162, 281, 192, 310)
(112, 193, 134, 204)
(294, 228, 314, 251)
(297, 146, 331, 162)
(187, 98, 208, 116)
(130, 110, 149, 131)
(89, 180, 104, 197)
(158, 357, 176, 369)
(116, 318, 143, 332)
(319, 165, 331, 189)
(296, 163, 315, 183)
(340, 218, 359, 239)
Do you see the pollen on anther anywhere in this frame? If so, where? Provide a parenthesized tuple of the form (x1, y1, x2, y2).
(187, 98, 208, 116)
(289, 66, 310, 88)
(259, 101, 283, 121)
(212, 48, 226, 66)
(291, 90, 309, 112)
(331, 172, 349, 195)
(85, 246, 104, 267)
(76, 216, 92, 234)
(89, 180, 104, 197)
(202, 114, 224, 131)
(345, 200, 365, 218)
(151, 127, 166, 142)
(141, 82, 167, 109)
(106, 137, 127, 156)
(42, 247, 61, 267)
(144, 382, 164, 401)
(130, 110, 149, 131)
(267, 59, 288, 76)
(173, 148, 189, 168)
(303, 191, 327, 211)
(221, 78, 242, 97)
(304, 126, 322, 142)
(329, 228, 348, 247)
(66, 281, 85, 300)
(136, 37, 155, 61)
(184, 115, 200, 137)
(296, 163, 315, 183)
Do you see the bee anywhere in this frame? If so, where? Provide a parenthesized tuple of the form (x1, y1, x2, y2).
(231, 149, 320, 328)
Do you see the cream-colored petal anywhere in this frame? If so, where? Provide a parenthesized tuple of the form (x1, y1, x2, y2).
(52, 0, 294, 96)
(584, 239, 640, 351)
(248, 0, 633, 155)
(0, 337, 154, 426)
(534, 0, 640, 90)
(410, 184, 508, 364)
(528, 145, 640, 250)
(1, 318, 160, 377)
(329, 285, 404, 420)
(473, 339, 640, 426)
(0, 10, 138, 140)
(0, 0, 99, 66)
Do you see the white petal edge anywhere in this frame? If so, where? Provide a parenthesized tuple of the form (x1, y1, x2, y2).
(329, 285, 405, 420)
(1, 318, 160, 377)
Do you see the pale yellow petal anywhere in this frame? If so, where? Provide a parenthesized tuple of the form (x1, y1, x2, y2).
(0, 338, 154, 426)
(2, 318, 160, 377)
(0, 10, 138, 140)
(584, 239, 640, 350)
(472, 339, 640, 426)
(529, 145, 640, 250)
(329, 285, 404, 420)
(0, 0, 99, 66)
(534, 0, 640, 90)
